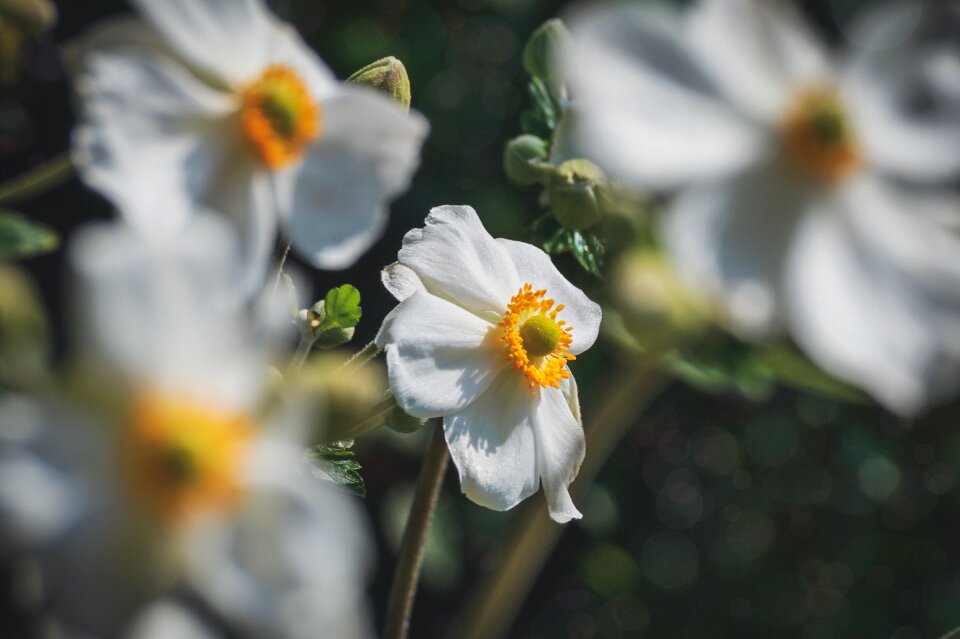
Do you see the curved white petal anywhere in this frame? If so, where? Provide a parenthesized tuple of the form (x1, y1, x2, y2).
(397, 205, 520, 322)
(265, 20, 337, 100)
(843, 3, 960, 182)
(69, 215, 264, 411)
(785, 177, 960, 415)
(532, 380, 586, 524)
(496, 238, 602, 356)
(130, 0, 273, 86)
(686, 0, 832, 120)
(376, 291, 505, 419)
(185, 438, 372, 639)
(71, 20, 234, 239)
(443, 371, 540, 512)
(381, 262, 426, 302)
(662, 161, 808, 335)
(565, 3, 767, 190)
(124, 601, 223, 639)
(274, 90, 427, 269)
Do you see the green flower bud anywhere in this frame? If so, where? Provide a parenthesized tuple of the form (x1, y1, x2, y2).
(385, 403, 426, 434)
(0, 0, 55, 35)
(346, 56, 411, 112)
(315, 325, 355, 350)
(503, 134, 549, 186)
(523, 19, 573, 100)
(550, 158, 606, 230)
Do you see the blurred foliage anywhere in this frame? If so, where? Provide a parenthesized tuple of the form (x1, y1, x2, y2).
(309, 440, 367, 498)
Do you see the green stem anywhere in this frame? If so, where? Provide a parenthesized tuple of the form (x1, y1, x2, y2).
(338, 340, 380, 373)
(0, 154, 73, 206)
(287, 331, 317, 373)
(458, 362, 671, 639)
(937, 628, 960, 639)
(383, 424, 449, 639)
(335, 392, 396, 441)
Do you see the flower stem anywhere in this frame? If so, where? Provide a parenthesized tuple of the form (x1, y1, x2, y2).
(938, 628, 960, 639)
(0, 154, 73, 206)
(458, 363, 670, 639)
(338, 340, 380, 373)
(383, 423, 449, 639)
(270, 241, 292, 295)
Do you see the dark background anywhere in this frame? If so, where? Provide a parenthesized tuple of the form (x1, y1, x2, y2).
(5, 0, 960, 637)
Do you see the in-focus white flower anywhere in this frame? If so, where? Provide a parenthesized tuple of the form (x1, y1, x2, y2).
(0, 216, 372, 639)
(376, 205, 602, 523)
(565, 0, 960, 415)
(71, 0, 429, 287)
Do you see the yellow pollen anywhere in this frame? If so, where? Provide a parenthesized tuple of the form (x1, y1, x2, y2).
(122, 392, 253, 529)
(499, 283, 575, 390)
(781, 87, 861, 185)
(239, 65, 320, 169)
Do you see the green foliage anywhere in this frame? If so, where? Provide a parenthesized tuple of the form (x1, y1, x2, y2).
(0, 211, 58, 259)
(520, 78, 557, 138)
(307, 440, 366, 498)
(530, 214, 605, 277)
(323, 284, 362, 329)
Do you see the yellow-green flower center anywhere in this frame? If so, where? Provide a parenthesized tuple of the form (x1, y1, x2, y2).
(781, 87, 861, 184)
(519, 314, 563, 357)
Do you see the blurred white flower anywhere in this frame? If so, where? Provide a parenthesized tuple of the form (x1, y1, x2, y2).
(566, 0, 960, 414)
(0, 216, 372, 639)
(376, 205, 602, 523)
(71, 0, 429, 288)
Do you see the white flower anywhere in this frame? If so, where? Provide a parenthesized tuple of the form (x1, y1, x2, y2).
(0, 216, 372, 639)
(565, 0, 960, 415)
(375, 205, 602, 523)
(71, 0, 429, 289)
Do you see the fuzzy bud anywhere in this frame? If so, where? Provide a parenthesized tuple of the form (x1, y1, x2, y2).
(503, 134, 549, 186)
(347, 56, 411, 112)
(550, 158, 607, 230)
(523, 19, 573, 100)
(385, 403, 427, 434)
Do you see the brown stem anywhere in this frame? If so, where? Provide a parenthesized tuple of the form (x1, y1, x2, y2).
(457, 363, 670, 639)
(383, 423, 449, 639)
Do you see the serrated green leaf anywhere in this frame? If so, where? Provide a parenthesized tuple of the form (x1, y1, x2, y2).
(324, 284, 362, 329)
(528, 78, 557, 129)
(569, 229, 605, 278)
(0, 211, 58, 259)
(307, 441, 366, 497)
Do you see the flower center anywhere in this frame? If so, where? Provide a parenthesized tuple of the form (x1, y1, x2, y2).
(123, 392, 253, 529)
(780, 87, 861, 184)
(239, 65, 320, 169)
(500, 283, 575, 389)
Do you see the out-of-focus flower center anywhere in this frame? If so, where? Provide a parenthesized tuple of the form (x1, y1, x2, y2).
(239, 65, 320, 170)
(123, 392, 253, 529)
(781, 88, 861, 184)
(500, 283, 575, 390)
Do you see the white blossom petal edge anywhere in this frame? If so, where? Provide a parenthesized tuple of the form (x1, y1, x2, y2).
(376, 205, 602, 523)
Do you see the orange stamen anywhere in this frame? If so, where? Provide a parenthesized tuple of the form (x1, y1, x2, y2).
(239, 65, 320, 169)
(499, 283, 576, 390)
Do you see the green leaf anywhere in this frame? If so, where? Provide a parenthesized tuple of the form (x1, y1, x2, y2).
(307, 441, 366, 497)
(0, 211, 58, 259)
(323, 284, 362, 329)
(568, 229, 605, 278)
(758, 343, 866, 403)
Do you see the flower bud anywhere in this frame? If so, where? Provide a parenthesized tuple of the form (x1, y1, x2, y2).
(346, 56, 411, 112)
(523, 19, 573, 100)
(0, 0, 55, 35)
(550, 159, 606, 230)
(503, 134, 549, 186)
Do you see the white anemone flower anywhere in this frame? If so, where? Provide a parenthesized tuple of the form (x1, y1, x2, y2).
(565, 0, 960, 415)
(0, 216, 372, 639)
(71, 0, 429, 288)
(375, 206, 602, 523)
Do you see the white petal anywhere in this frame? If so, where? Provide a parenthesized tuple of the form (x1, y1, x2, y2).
(564, 3, 767, 190)
(265, 20, 337, 100)
(496, 238, 602, 356)
(124, 601, 223, 639)
(532, 380, 586, 524)
(397, 205, 520, 322)
(130, 0, 273, 86)
(71, 20, 234, 239)
(376, 291, 505, 419)
(443, 371, 540, 512)
(662, 161, 807, 336)
(785, 177, 960, 415)
(185, 438, 372, 639)
(843, 4, 960, 182)
(274, 89, 426, 269)
(381, 262, 426, 302)
(69, 215, 264, 410)
(685, 0, 832, 120)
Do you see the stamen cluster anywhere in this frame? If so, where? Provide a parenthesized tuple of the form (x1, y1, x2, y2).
(781, 87, 861, 184)
(240, 65, 320, 169)
(499, 283, 575, 389)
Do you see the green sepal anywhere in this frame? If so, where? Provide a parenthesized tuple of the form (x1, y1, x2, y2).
(0, 210, 58, 259)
